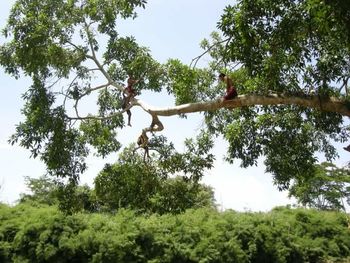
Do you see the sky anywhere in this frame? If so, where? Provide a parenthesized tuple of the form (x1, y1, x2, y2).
(1, 0, 349, 211)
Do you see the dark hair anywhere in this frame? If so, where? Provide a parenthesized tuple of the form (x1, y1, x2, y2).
(219, 73, 226, 78)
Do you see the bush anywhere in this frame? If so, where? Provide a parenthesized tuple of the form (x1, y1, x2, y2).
(0, 204, 349, 262)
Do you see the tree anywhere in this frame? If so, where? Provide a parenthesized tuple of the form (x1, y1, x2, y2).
(17, 133, 216, 214)
(1, 0, 350, 193)
(20, 175, 100, 212)
(288, 162, 350, 210)
(204, 0, 350, 189)
(95, 162, 216, 214)
(19, 175, 59, 205)
(95, 133, 216, 214)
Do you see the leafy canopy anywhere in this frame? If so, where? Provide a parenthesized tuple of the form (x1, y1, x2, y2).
(204, 0, 350, 189)
(18, 132, 216, 214)
(1, 0, 162, 183)
(1, 0, 350, 192)
(289, 162, 350, 210)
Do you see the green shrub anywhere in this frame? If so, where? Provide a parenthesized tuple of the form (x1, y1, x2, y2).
(0, 204, 349, 262)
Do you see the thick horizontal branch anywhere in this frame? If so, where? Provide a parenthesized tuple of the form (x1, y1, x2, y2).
(136, 94, 350, 117)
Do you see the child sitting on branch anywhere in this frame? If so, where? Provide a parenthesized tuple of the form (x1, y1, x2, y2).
(218, 72, 238, 101)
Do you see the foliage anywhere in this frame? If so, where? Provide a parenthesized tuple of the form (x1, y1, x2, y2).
(9, 77, 88, 184)
(0, 204, 349, 262)
(149, 177, 215, 215)
(95, 133, 216, 214)
(95, 162, 215, 214)
(200, 0, 350, 189)
(0, 0, 161, 186)
(165, 59, 216, 104)
(289, 162, 350, 210)
(218, 0, 350, 93)
(19, 132, 216, 215)
(19, 175, 99, 214)
(156, 132, 215, 182)
(1, 0, 350, 205)
(19, 175, 59, 206)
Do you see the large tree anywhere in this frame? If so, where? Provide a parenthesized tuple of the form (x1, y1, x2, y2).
(18, 133, 216, 214)
(94, 142, 216, 214)
(288, 162, 350, 210)
(1, 0, 350, 191)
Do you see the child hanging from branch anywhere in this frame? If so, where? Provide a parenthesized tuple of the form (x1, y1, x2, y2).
(137, 132, 150, 162)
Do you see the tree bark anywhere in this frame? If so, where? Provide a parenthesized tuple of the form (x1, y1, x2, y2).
(136, 94, 350, 117)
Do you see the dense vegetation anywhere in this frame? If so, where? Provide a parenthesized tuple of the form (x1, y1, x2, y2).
(0, 204, 349, 263)
(1, 0, 350, 261)
(0, 144, 345, 262)
(1, 0, 350, 192)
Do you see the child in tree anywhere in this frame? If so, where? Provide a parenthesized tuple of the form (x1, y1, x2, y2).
(122, 77, 139, 126)
(218, 73, 238, 100)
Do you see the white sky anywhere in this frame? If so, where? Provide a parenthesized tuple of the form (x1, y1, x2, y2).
(1, 0, 349, 211)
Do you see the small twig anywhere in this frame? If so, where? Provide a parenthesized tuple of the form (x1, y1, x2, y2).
(338, 76, 349, 96)
(79, 82, 111, 98)
(68, 113, 120, 121)
(66, 40, 84, 52)
(68, 103, 133, 120)
(83, 21, 119, 90)
(190, 37, 230, 68)
(62, 74, 81, 106)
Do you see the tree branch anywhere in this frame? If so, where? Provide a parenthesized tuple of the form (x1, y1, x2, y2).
(135, 94, 350, 117)
(83, 22, 123, 91)
(79, 83, 111, 98)
(66, 92, 350, 152)
(190, 37, 230, 68)
(67, 106, 131, 121)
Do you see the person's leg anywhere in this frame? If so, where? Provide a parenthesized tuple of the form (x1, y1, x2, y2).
(224, 87, 237, 100)
(127, 110, 132, 126)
